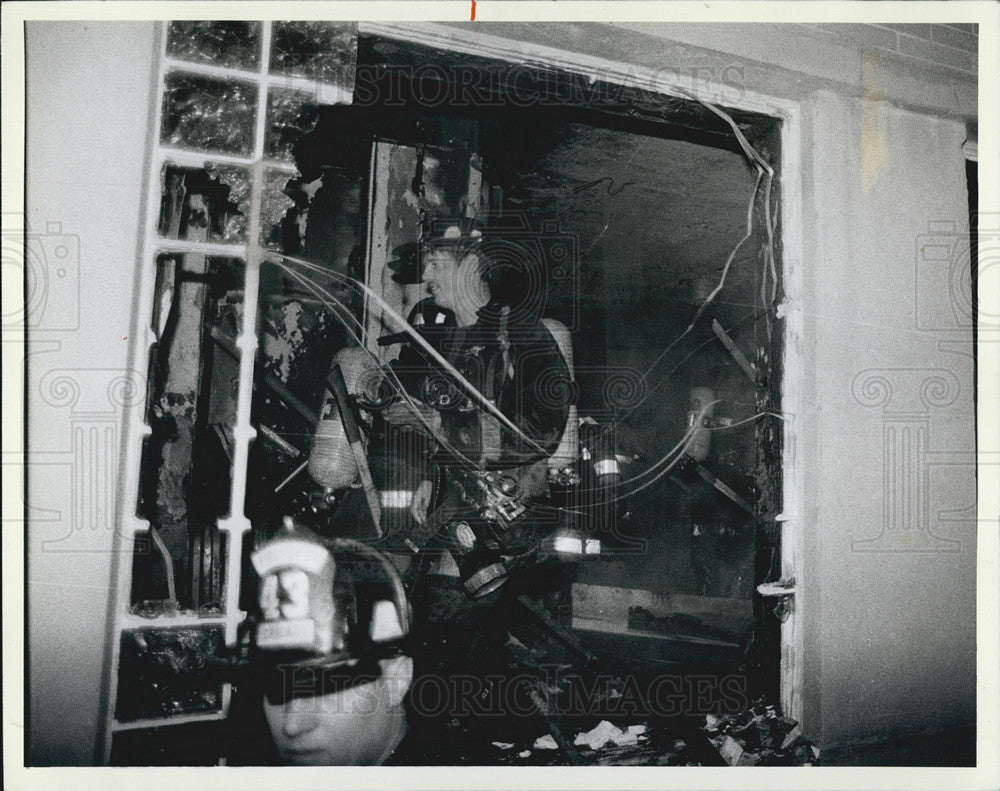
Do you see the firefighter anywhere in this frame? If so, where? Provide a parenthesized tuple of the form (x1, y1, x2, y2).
(250, 518, 416, 765)
(381, 218, 573, 596)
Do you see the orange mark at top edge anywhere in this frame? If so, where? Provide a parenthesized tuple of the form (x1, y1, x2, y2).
(471, 0, 476, 21)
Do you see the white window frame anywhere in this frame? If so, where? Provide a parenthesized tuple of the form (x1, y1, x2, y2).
(104, 21, 354, 762)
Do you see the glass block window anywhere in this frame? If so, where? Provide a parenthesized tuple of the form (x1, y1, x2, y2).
(166, 21, 263, 71)
(161, 73, 258, 155)
(115, 626, 224, 721)
(259, 168, 298, 250)
(265, 87, 320, 161)
(270, 22, 358, 84)
(108, 20, 358, 760)
(157, 164, 252, 244)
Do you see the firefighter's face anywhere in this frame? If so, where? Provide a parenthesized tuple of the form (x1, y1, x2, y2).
(422, 248, 488, 315)
(263, 654, 413, 765)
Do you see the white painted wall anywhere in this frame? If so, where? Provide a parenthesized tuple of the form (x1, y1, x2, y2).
(24, 21, 157, 765)
(796, 91, 976, 748)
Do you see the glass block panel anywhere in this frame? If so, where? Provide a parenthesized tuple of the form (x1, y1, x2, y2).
(157, 163, 250, 244)
(265, 87, 319, 161)
(206, 255, 246, 346)
(166, 21, 262, 70)
(161, 72, 257, 156)
(269, 22, 357, 85)
(134, 253, 244, 612)
(259, 168, 298, 251)
(115, 626, 224, 721)
(131, 477, 232, 614)
(205, 164, 252, 243)
(127, 531, 168, 611)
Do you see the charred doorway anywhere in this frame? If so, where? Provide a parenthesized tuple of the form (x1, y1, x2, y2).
(113, 22, 787, 766)
(266, 35, 786, 723)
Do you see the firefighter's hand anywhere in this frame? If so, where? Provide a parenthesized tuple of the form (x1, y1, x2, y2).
(382, 397, 441, 434)
(410, 479, 434, 525)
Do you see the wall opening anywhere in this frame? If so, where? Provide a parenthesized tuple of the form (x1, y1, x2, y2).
(247, 32, 787, 723)
(112, 23, 789, 764)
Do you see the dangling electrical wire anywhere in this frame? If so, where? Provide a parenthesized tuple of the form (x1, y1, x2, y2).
(606, 407, 787, 506)
(270, 256, 480, 451)
(268, 256, 484, 473)
(676, 87, 779, 310)
(593, 90, 781, 512)
(268, 252, 787, 514)
(271, 251, 706, 510)
(270, 250, 552, 460)
(265, 91, 782, 516)
(615, 90, 779, 424)
(615, 167, 763, 435)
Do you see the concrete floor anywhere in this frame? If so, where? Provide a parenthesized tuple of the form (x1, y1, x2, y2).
(822, 726, 975, 767)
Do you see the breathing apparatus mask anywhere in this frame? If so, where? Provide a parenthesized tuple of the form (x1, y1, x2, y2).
(249, 516, 411, 704)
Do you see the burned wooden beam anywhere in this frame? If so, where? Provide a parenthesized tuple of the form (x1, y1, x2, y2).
(326, 365, 382, 536)
(689, 457, 754, 516)
(522, 680, 583, 766)
(517, 594, 598, 667)
(711, 319, 757, 384)
(210, 326, 321, 427)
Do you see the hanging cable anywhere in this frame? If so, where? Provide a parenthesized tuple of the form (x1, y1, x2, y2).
(612, 89, 779, 428)
(270, 258, 484, 473)
(269, 250, 551, 459)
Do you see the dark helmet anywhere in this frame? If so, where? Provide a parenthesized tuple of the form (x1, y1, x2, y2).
(388, 216, 483, 285)
(250, 516, 410, 701)
(390, 216, 547, 314)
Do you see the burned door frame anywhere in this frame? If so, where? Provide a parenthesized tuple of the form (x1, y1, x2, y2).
(355, 21, 807, 723)
(108, 21, 807, 764)
(363, 134, 489, 365)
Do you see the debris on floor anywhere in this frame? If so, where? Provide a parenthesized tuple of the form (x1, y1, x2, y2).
(533, 734, 559, 750)
(702, 698, 820, 766)
(412, 580, 801, 767)
(495, 721, 685, 766)
(718, 734, 745, 766)
(574, 721, 647, 749)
